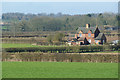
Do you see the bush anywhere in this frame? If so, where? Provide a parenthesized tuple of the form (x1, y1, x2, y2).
(4, 45, 120, 53)
(2, 52, 119, 63)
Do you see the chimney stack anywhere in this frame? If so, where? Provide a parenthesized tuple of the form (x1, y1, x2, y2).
(86, 24, 90, 29)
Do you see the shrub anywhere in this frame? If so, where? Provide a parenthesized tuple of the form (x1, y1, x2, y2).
(4, 45, 120, 53)
(2, 52, 119, 63)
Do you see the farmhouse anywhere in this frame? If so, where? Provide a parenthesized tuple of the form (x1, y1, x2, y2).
(68, 24, 107, 45)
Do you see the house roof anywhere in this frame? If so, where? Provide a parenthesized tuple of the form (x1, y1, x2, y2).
(77, 26, 104, 34)
(68, 37, 85, 42)
(77, 27, 96, 33)
(77, 37, 85, 41)
(95, 33, 104, 40)
(72, 38, 78, 42)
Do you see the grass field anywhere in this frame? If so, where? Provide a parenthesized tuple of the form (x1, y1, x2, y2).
(2, 43, 65, 48)
(2, 43, 40, 48)
(2, 62, 118, 78)
(2, 43, 119, 53)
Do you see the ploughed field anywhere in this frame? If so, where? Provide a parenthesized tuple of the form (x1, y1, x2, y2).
(2, 62, 118, 78)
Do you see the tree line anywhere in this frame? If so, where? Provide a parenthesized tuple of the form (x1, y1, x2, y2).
(2, 12, 118, 32)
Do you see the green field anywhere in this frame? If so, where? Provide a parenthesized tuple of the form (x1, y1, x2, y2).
(2, 43, 119, 53)
(2, 62, 118, 78)
(2, 43, 39, 48)
(2, 43, 65, 48)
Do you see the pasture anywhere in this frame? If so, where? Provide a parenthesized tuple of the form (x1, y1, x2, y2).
(2, 62, 118, 78)
(2, 43, 39, 48)
(2, 43, 65, 48)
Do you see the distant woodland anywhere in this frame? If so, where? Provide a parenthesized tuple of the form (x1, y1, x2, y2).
(2, 12, 119, 32)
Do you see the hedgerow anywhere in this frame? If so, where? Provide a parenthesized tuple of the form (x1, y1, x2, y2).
(2, 52, 119, 63)
(3, 45, 120, 53)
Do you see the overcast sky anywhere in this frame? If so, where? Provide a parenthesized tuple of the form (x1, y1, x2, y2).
(2, 2, 118, 15)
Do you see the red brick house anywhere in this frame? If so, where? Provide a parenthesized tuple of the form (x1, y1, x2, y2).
(68, 24, 107, 45)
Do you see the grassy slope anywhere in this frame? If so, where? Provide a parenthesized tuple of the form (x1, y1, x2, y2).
(2, 62, 118, 78)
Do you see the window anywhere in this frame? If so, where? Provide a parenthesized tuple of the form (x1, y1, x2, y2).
(88, 39, 91, 43)
(95, 40, 98, 43)
(103, 40, 105, 43)
(79, 33, 82, 37)
(88, 33, 91, 37)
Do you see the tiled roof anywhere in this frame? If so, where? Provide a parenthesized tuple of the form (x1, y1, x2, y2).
(72, 38, 78, 42)
(68, 37, 85, 42)
(95, 33, 104, 40)
(77, 37, 85, 41)
(77, 27, 96, 33)
(77, 26, 104, 34)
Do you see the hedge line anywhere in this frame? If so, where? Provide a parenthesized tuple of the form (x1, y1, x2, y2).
(2, 53, 119, 63)
(3, 45, 120, 53)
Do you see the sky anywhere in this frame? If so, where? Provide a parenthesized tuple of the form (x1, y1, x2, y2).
(2, 2, 118, 15)
(2, 0, 119, 2)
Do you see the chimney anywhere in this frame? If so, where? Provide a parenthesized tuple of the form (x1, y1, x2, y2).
(86, 24, 90, 29)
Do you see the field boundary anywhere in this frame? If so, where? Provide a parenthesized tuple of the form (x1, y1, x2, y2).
(2, 53, 119, 63)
